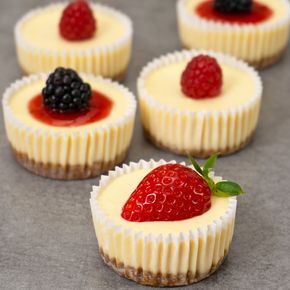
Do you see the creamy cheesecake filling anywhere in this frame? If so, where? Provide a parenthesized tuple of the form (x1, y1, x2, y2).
(186, 0, 287, 24)
(178, 0, 290, 68)
(144, 61, 256, 112)
(8, 77, 130, 132)
(3, 74, 136, 171)
(20, 4, 126, 51)
(97, 167, 230, 234)
(138, 50, 262, 156)
(15, 3, 133, 77)
(91, 160, 237, 283)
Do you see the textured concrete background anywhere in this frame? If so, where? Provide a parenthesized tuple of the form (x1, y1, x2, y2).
(0, 0, 290, 289)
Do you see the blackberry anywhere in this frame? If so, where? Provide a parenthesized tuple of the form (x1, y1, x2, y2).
(214, 0, 252, 13)
(42, 67, 92, 113)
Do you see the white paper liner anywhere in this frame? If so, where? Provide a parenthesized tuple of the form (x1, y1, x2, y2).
(90, 159, 237, 283)
(177, 0, 290, 67)
(2, 73, 137, 171)
(137, 50, 263, 157)
(15, 2, 133, 77)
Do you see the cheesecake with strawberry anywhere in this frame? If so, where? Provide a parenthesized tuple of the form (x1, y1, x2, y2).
(90, 156, 243, 286)
(177, 0, 290, 68)
(2, 68, 136, 179)
(138, 50, 262, 157)
(15, 0, 133, 79)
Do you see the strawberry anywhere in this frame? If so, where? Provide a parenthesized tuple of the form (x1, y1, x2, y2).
(59, 0, 96, 41)
(121, 155, 244, 222)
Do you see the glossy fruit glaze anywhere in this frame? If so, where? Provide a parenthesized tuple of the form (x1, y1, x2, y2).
(196, 0, 273, 24)
(29, 90, 113, 127)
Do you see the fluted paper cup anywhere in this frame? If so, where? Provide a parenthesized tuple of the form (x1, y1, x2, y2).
(2, 74, 136, 179)
(90, 159, 237, 286)
(137, 50, 262, 157)
(15, 2, 133, 79)
(177, 0, 290, 68)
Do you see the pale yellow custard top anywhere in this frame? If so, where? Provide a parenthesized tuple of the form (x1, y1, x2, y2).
(19, 4, 126, 51)
(97, 167, 232, 235)
(144, 60, 257, 112)
(8, 77, 130, 132)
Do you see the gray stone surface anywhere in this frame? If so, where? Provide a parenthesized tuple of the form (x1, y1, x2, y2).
(0, 0, 289, 289)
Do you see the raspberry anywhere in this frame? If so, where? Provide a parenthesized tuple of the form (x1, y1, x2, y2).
(59, 0, 96, 41)
(181, 55, 223, 99)
(42, 67, 92, 113)
(214, 0, 252, 14)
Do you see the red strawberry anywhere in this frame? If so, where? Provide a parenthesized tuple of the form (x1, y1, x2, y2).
(181, 55, 223, 99)
(59, 0, 96, 41)
(121, 155, 244, 222)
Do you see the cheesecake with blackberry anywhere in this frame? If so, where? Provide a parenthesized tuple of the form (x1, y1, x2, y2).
(177, 0, 290, 68)
(2, 68, 136, 179)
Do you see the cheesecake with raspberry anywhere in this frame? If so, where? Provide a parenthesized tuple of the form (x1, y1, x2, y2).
(2, 68, 136, 179)
(15, 0, 133, 79)
(177, 0, 290, 68)
(137, 50, 262, 157)
(90, 156, 243, 286)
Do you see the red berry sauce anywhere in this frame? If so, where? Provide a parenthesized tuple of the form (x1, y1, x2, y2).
(29, 90, 113, 127)
(196, 0, 273, 24)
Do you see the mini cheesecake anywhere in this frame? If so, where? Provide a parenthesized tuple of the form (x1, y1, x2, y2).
(177, 0, 290, 68)
(90, 157, 243, 286)
(15, 1, 133, 79)
(137, 50, 262, 157)
(2, 69, 136, 179)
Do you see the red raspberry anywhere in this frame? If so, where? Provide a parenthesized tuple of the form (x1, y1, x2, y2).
(121, 164, 212, 222)
(181, 55, 223, 99)
(59, 0, 96, 41)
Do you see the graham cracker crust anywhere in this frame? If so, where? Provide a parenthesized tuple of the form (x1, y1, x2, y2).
(144, 128, 254, 158)
(182, 44, 286, 69)
(247, 49, 286, 69)
(10, 146, 128, 180)
(99, 248, 227, 286)
(111, 69, 127, 82)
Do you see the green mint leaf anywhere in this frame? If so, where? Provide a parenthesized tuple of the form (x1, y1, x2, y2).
(213, 190, 234, 197)
(188, 155, 203, 175)
(214, 181, 244, 197)
(203, 154, 218, 176)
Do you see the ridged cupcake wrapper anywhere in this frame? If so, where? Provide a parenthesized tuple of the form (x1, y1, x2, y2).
(177, 0, 290, 68)
(15, 3, 133, 78)
(90, 160, 237, 286)
(2, 74, 136, 179)
(137, 50, 262, 158)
